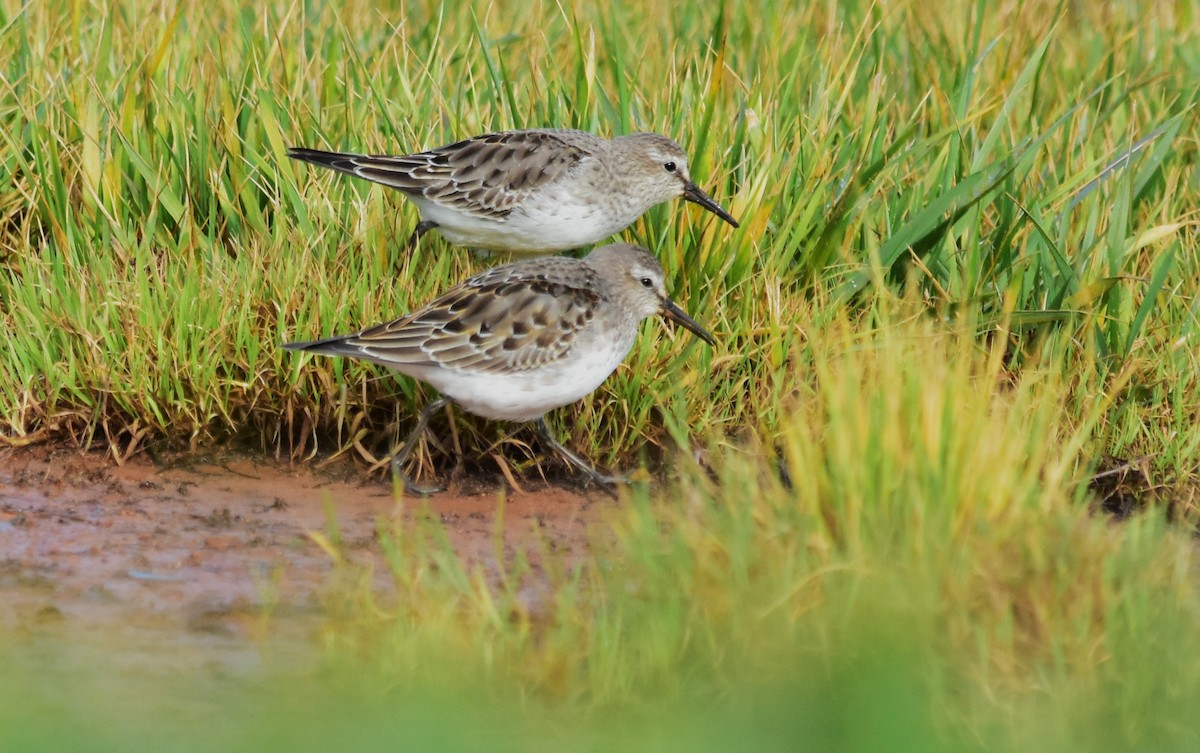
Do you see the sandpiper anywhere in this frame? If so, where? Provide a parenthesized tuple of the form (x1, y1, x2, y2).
(283, 243, 715, 493)
(288, 129, 738, 255)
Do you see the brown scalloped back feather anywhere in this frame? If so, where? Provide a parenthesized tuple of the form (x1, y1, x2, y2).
(305, 130, 593, 220)
(339, 258, 602, 373)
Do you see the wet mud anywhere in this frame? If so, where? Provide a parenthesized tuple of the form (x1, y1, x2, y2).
(0, 446, 601, 683)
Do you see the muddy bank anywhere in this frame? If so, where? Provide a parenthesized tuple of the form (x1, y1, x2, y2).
(0, 446, 602, 680)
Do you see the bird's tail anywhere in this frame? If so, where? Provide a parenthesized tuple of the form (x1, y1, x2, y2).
(282, 334, 363, 359)
(287, 147, 423, 192)
(286, 147, 367, 177)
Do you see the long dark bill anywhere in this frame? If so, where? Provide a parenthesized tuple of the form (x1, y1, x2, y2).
(682, 182, 739, 228)
(660, 298, 716, 346)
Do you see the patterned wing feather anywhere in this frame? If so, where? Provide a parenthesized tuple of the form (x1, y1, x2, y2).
(345, 264, 601, 373)
(310, 131, 591, 220)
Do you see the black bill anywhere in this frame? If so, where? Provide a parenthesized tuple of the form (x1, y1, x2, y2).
(682, 182, 739, 228)
(660, 298, 716, 346)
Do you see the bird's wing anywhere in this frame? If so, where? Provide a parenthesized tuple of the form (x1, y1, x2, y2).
(344, 264, 602, 373)
(291, 131, 591, 220)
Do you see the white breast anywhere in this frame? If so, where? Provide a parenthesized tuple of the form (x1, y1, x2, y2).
(407, 168, 647, 254)
(404, 328, 636, 422)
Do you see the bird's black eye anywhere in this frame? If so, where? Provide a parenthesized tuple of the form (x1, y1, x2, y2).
(640, 277, 654, 289)
(663, 161, 676, 173)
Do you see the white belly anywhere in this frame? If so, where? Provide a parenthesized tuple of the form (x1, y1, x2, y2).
(402, 331, 634, 422)
(410, 192, 640, 255)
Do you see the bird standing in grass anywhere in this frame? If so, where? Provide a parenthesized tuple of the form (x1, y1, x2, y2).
(283, 243, 715, 493)
(288, 129, 738, 255)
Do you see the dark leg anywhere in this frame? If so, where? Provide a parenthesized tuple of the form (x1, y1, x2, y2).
(533, 417, 624, 493)
(406, 220, 439, 250)
(391, 397, 452, 495)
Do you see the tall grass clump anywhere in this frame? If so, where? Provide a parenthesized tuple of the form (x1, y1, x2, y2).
(281, 303, 1200, 750)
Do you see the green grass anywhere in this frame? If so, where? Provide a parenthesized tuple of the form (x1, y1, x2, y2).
(3, 0, 1200, 749)
(5, 0, 1196, 481)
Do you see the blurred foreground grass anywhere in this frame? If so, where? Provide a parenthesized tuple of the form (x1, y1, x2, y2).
(8, 309, 1198, 751)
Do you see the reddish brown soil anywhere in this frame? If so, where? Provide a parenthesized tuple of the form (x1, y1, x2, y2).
(0, 446, 602, 679)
